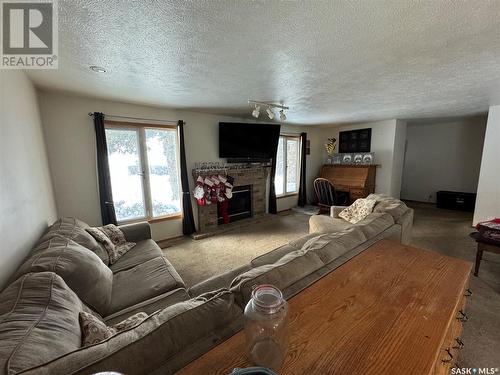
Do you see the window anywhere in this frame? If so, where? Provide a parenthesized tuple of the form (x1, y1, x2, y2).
(275, 135, 301, 196)
(105, 123, 181, 223)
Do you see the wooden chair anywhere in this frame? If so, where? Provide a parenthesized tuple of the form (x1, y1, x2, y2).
(313, 178, 349, 214)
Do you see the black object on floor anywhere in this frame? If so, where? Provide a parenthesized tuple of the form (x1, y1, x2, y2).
(436, 190, 476, 212)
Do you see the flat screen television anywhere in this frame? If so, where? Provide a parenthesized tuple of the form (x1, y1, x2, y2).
(219, 122, 281, 161)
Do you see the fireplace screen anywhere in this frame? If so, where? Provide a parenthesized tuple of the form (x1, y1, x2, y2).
(218, 185, 252, 225)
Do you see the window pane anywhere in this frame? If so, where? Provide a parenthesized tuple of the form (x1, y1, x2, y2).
(105, 128, 146, 222)
(286, 139, 299, 193)
(275, 137, 284, 196)
(145, 128, 181, 217)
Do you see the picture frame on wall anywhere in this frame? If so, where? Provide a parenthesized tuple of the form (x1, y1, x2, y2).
(339, 128, 372, 153)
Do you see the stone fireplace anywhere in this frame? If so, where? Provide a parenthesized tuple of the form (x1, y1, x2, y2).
(192, 164, 270, 235)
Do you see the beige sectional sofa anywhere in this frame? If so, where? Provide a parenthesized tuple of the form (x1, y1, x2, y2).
(0, 195, 413, 375)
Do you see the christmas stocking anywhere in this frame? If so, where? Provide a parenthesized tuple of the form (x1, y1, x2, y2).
(193, 176, 205, 206)
(203, 177, 214, 205)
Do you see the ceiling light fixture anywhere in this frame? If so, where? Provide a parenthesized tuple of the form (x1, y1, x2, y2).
(279, 109, 286, 121)
(90, 65, 106, 73)
(252, 105, 260, 118)
(248, 100, 289, 122)
(266, 107, 275, 120)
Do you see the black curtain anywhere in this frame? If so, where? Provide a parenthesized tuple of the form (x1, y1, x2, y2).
(297, 132, 307, 207)
(93, 112, 117, 225)
(178, 120, 196, 235)
(268, 127, 281, 214)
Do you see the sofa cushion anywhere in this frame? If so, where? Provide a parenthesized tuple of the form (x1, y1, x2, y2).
(13, 236, 113, 315)
(288, 233, 321, 248)
(0, 272, 88, 375)
(39, 217, 109, 265)
(230, 249, 324, 305)
(309, 215, 352, 234)
(21, 290, 243, 375)
(109, 239, 162, 273)
(354, 213, 395, 239)
(301, 226, 368, 264)
(105, 288, 190, 325)
(109, 256, 185, 314)
(80, 311, 148, 346)
(251, 244, 299, 267)
(188, 265, 252, 298)
(367, 194, 410, 222)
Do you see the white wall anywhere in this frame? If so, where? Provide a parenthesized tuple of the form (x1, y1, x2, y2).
(0, 71, 57, 288)
(38, 90, 323, 239)
(473, 106, 500, 225)
(401, 117, 486, 203)
(319, 120, 407, 197)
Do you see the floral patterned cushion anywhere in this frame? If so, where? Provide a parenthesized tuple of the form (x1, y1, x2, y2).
(79, 311, 148, 346)
(86, 225, 135, 265)
(338, 198, 377, 224)
(100, 224, 127, 245)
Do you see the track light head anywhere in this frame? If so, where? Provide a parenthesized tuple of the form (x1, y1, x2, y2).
(266, 107, 275, 120)
(252, 105, 260, 118)
(279, 109, 287, 121)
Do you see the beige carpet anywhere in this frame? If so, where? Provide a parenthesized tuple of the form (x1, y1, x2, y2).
(162, 203, 500, 368)
(162, 212, 309, 287)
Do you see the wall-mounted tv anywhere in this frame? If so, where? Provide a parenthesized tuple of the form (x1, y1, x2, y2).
(219, 122, 281, 161)
(339, 128, 372, 153)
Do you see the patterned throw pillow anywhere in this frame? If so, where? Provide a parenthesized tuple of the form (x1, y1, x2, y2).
(86, 227, 115, 255)
(79, 311, 148, 346)
(86, 225, 135, 265)
(100, 224, 127, 245)
(338, 198, 377, 224)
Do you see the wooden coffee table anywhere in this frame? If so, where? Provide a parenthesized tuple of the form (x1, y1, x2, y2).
(177, 239, 472, 375)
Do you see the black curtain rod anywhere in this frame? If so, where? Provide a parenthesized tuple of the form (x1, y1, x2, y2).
(88, 112, 183, 125)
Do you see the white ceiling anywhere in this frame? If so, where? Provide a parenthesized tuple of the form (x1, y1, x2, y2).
(27, 0, 500, 125)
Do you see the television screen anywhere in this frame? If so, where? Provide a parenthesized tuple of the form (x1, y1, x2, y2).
(219, 122, 281, 160)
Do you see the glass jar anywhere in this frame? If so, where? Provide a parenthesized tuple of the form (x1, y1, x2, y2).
(243, 285, 289, 370)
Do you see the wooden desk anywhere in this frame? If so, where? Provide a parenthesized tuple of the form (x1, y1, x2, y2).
(319, 164, 377, 203)
(177, 240, 472, 375)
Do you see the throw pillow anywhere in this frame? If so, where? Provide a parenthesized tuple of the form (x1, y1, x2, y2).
(100, 224, 127, 245)
(338, 198, 377, 224)
(86, 227, 115, 254)
(79, 311, 148, 346)
(86, 225, 135, 265)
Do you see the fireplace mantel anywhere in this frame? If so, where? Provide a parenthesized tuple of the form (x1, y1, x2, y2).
(192, 164, 270, 235)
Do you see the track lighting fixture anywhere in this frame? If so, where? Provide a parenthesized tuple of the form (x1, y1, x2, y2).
(266, 107, 275, 120)
(248, 100, 289, 122)
(252, 105, 260, 118)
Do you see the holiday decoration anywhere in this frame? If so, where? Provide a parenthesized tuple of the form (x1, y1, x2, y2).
(325, 137, 337, 156)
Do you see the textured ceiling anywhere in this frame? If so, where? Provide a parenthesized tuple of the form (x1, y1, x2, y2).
(27, 0, 500, 125)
